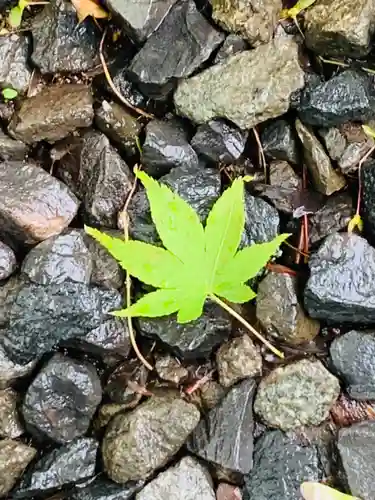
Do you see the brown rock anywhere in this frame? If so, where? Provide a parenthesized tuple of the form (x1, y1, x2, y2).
(0, 440, 37, 496)
(155, 355, 188, 385)
(0, 389, 23, 438)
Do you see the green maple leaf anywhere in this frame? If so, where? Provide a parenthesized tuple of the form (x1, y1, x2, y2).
(301, 482, 359, 500)
(85, 171, 289, 324)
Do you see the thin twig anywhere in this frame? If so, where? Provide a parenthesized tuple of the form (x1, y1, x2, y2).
(356, 144, 375, 216)
(209, 294, 284, 359)
(252, 127, 267, 181)
(284, 240, 309, 258)
(185, 370, 215, 395)
(99, 27, 154, 119)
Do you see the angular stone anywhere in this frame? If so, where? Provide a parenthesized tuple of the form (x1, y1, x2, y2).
(261, 119, 299, 165)
(129, 1, 224, 89)
(304, 233, 375, 324)
(0, 131, 27, 162)
(339, 138, 374, 174)
(9, 84, 93, 144)
(241, 191, 280, 248)
(84, 231, 123, 289)
(17, 438, 98, 496)
(0, 344, 36, 389)
(0, 440, 36, 497)
(102, 394, 200, 483)
(211, 0, 282, 46)
(189, 378, 256, 474)
(72, 478, 144, 500)
(0, 388, 23, 438)
(214, 34, 248, 64)
(216, 335, 262, 387)
(174, 37, 304, 129)
(0, 161, 79, 245)
(269, 160, 300, 190)
(0, 34, 31, 93)
(0, 240, 16, 280)
(109, 68, 149, 110)
(31, 0, 100, 74)
(256, 272, 320, 345)
(361, 159, 375, 242)
(136, 456, 215, 500)
(254, 359, 340, 430)
(105, 358, 149, 407)
(299, 70, 375, 127)
(22, 354, 102, 442)
(191, 120, 247, 164)
(304, 0, 375, 58)
(141, 119, 198, 177)
(199, 380, 228, 410)
(318, 127, 347, 161)
(295, 118, 346, 195)
(155, 355, 188, 385)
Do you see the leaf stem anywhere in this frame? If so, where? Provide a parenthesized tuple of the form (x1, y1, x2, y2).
(209, 294, 284, 359)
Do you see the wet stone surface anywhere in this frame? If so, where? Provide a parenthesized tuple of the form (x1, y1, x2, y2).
(0, 240, 16, 280)
(0, 388, 23, 438)
(72, 477, 144, 500)
(0, 440, 37, 497)
(0, 34, 31, 93)
(261, 119, 299, 165)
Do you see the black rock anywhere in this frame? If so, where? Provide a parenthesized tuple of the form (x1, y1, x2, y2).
(0, 130, 28, 161)
(299, 70, 375, 127)
(72, 477, 144, 500)
(138, 301, 232, 359)
(188, 378, 256, 474)
(261, 119, 299, 165)
(31, 0, 100, 74)
(109, 68, 148, 110)
(304, 233, 375, 324)
(241, 191, 280, 248)
(330, 330, 375, 400)
(0, 34, 31, 93)
(16, 438, 98, 497)
(214, 34, 248, 64)
(362, 159, 375, 243)
(129, 0, 224, 92)
(243, 430, 325, 500)
(141, 119, 198, 177)
(22, 354, 102, 442)
(126, 187, 158, 244)
(191, 120, 247, 164)
(0, 240, 16, 280)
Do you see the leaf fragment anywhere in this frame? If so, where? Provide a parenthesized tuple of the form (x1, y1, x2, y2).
(112, 289, 181, 318)
(362, 124, 375, 140)
(2, 88, 18, 100)
(280, 0, 317, 19)
(70, 0, 108, 23)
(347, 213, 363, 233)
(301, 482, 359, 500)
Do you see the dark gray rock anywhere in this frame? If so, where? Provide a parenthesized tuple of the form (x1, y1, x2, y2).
(22, 354, 102, 442)
(155, 355, 188, 385)
(17, 438, 98, 496)
(0, 388, 23, 438)
(299, 70, 375, 127)
(126, 187, 158, 244)
(102, 394, 200, 483)
(174, 37, 305, 129)
(105, 0, 178, 43)
(0, 34, 31, 93)
(241, 191, 279, 248)
(214, 34, 248, 64)
(0, 161, 79, 245)
(138, 301, 231, 359)
(243, 430, 325, 500)
(129, 0, 224, 91)
(188, 378, 256, 474)
(0, 440, 36, 497)
(8, 84, 94, 144)
(261, 119, 299, 165)
(339, 138, 374, 174)
(136, 456, 215, 500)
(256, 272, 320, 345)
(338, 421, 375, 500)
(104, 358, 149, 406)
(304, 233, 375, 324)
(1, 280, 121, 364)
(31, 0, 100, 74)
(330, 330, 375, 400)
(0, 240, 16, 280)
(0, 130, 28, 161)
(318, 127, 347, 161)
(269, 160, 300, 189)
(73, 478, 144, 500)
(254, 359, 340, 430)
(109, 68, 148, 110)
(191, 120, 247, 164)
(199, 380, 228, 410)
(361, 159, 375, 243)
(141, 119, 198, 177)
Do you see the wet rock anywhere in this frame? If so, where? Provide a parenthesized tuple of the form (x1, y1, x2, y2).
(217, 483, 242, 500)
(191, 120, 247, 164)
(155, 355, 188, 385)
(95, 402, 130, 430)
(269, 160, 300, 189)
(199, 380, 228, 410)
(0, 388, 23, 438)
(31, 0, 100, 74)
(106, 0, 178, 43)
(0, 34, 31, 93)
(9, 84, 93, 144)
(141, 119, 198, 177)
(330, 330, 375, 400)
(308, 192, 353, 245)
(138, 301, 231, 359)
(0, 130, 28, 161)
(211, 0, 282, 46)
(318, 127, 347, 161)
(0, 440, 37, 497)
(189, 378, 255, 474)
(110, 68, 149, 110)
(299, 70, 375, 127)
(102, 393, 200, 483)
(214, 34, 248, 64)
(0, 240, 16, 280)
(254, 359, 340, 430)
(174, 37, 304, 129)
(216, 335, 262, 387)
(304, 233, 375, 324)
(295, 118, 346, 195)
(361, 159, 375, 242)
(72, 477, 144, 500)
(105, 358, 149, 407)
(95, 100, 141, 156)
(22, 353, 102, 442)
(17, 438, 98, 496)
(304, 0, 375, 58)
(129, 0, 224, 91)
(126, 187, 158, 244)
(0, 161, 79, 245)
(261, 119, 299, 165)
(136, 456, 215, 500)
(243, 430, 325, 500)
(0, 344, 36, 389)
(241, 191, 279, 248)
(256, 272, 320, 345)
(84, 232, 123, 289)
(338, 138, 374, 174)
(339, 423, 375, 500)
